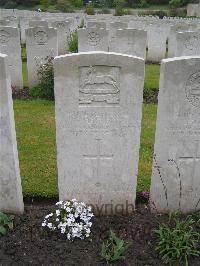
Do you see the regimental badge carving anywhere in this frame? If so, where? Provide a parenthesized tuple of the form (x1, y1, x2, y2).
(185, 71, 200, 108)
(56, 22, 65, 28)
(0, 30, 10, 44)
(184, 36, 199, 51)
(88, 32, 100, 46)
(79, 66, 120, 106)
(34, 30, 48, 45)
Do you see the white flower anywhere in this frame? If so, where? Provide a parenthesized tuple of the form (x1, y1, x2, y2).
(61, 227, 66, 234)
(65, 207, 71, 212)
(42, 199, 94, 240)
(76, 205, 83, 213)
(56, 201, 63, 206)
(56, 210, 60, 216)
(86, 228, 91, 234)
(47, 223, 53, 229)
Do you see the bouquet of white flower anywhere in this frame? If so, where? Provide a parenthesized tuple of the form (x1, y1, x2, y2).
(42, 199, 94, 240)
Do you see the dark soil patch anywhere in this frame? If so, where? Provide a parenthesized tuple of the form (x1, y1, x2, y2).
(0, 204, 200, 266)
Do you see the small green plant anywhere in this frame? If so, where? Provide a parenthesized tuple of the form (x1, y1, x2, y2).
(0, 212, 14, 236)
(138, 0, 148, 8)
(101, 230, 130, 263)
(68, 29, 78, 53)
(85, 3, 95, 15)
(154, 213, 200, 266)
(56, 0, 74, 12)
(30, 56, 54, 100)
(97, 7, 111, 14)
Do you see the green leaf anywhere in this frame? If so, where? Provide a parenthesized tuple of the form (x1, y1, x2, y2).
(0, 226, 7, 236)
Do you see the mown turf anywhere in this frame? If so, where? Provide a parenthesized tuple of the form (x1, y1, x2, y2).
(13, 100, 157, 197)
(22, 62, 161, 90)
(14, 100, 57, 197)
(145, 64, 160, 90)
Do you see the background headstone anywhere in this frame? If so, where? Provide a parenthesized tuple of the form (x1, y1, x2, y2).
(26, 26, 58, 88)
(175, 31, 200, 57)
(147, 23, 167, 62)
(0, 26, 23, 90)
(78, 28, 109, 52)
(51, 21, 71, 55)
(87, 21, 107, 29)
(109, 28, 147, 59)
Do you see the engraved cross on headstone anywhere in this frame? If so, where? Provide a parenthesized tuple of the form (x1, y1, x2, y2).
(83, 138, 113, 181)
(179, 140, 200, 191)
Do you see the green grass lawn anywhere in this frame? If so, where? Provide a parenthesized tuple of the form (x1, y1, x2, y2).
(145, 64, 160, 90)
(22, 62, 160, 90)
(18, 61, 159, 197)
(14, 100, 157, 197)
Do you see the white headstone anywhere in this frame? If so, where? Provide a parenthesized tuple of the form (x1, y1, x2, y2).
(51, 21, 71, 55)
(78, 28, 109, 52)
(150, 56, 200, 213)
(0, 27, 23, 90)
(109, 28, 147, 59)
(87, 21, 106, 29)
(147, 23, 168, 62)
(175, 31, 200, 57)
(0, 53, 24, 214)
(168, 24, 192, 58)
(29, 20, 48, 27)
(54, 52, 144, 215)
(26, 26, 58, 88)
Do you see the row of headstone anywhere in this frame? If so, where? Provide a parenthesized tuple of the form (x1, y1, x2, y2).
(1, 51, 200, 215)
(0, 20, 76, 89)
(78, 27, 147, 59)
(79, 22, 200, 62)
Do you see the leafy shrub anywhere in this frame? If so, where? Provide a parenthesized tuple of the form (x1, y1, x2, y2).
(56, 0, 74, 12)
(85, 3, 95, 15)
(143, 87, 158, 103)
(97, 7, 111, 14)
(114, 5, 124, 16)
(138, 10, 168, 17)
(68, 29, 78, 53)
(138, 0, 148, 8)
(0, 212, 14, 236)
(169, 0, 182, 7)
(30, 56, 54, 100)
(154, 213, 200, 265)
(4, 0, 18, 8)
(42, 199, 94, 240)
(101, 230, 130, 263)
(0, 0, 7, 6)
(16, 0, 40, 5)
(71, 0, 83, 7)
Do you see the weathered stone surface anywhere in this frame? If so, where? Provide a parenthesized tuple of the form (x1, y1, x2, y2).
(168, 24, 194, 58)
(54, 52, 144, 215)
(175, 31, 200, 57)
(0, 26, 23, 90)
(29, 20, 48, 27)
(26, 26, 58, 87)
(0, 53, 24, 214)
(109, 28, 147, 59)
(147, 23, 168, 62)
(87, 21, 106, 29)
(51, 21, 71, 55)
(150, 56, 200, 213)
(78, 28, 109, 52)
